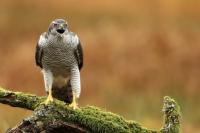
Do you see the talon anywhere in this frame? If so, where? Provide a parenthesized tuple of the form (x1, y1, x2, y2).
(45, 89, 53, 105)
(69, 94, 78, 109)
(69, 102, 78, 110)
(45, 96, 53, 105)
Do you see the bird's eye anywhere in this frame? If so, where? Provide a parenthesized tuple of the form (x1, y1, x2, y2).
(53, 23, 58, 27)
(62, 23, 67, 28)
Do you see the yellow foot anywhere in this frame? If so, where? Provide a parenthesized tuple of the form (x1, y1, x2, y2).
(69, 101, 78, 110)
(45, 96, 53, 105)
(69, 94, 78, 110)
(45, 90, 53, 105)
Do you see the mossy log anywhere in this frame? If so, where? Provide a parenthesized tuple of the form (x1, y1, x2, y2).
(0, 87, 180, 133)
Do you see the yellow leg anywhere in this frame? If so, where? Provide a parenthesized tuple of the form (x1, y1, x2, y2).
(45, 89, 53, 105)
(69, 94, 78, 110)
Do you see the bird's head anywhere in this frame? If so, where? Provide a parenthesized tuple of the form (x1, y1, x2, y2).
(48, 19, 68, 35)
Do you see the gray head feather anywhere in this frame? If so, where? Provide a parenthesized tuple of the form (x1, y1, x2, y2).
(48, 19, 68, 35)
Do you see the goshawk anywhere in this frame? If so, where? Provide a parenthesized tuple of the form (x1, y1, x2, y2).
(35, 19, 83, 109)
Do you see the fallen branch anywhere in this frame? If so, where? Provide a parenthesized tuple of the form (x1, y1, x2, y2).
(0, 87, 180, 133)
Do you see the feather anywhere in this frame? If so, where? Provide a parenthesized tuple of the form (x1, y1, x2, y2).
(74, 41, 83, 70)
(35, 43, 43, 68)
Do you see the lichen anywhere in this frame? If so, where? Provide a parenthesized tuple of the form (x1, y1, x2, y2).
(160, 96, 181, 133)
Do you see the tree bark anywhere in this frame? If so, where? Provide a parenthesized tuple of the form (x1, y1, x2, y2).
(0, 87, 180, 133)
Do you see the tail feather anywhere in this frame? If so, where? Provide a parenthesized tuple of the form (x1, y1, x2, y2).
(52, 80, 73, 103)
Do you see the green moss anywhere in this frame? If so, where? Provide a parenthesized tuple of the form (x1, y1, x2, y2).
(0, 87, 10, 96)
(33, 104, 157, 133)
(0, 87, 45, 110)
(0, 87, 181, 133)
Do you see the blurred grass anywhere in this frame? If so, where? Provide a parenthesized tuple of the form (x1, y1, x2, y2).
(0, 0, 200, 132)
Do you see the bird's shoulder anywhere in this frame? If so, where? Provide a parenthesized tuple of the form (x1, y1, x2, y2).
(35, 32, 47, 68)
(38, 32, 48, 47)
(64, 32, 80, 46)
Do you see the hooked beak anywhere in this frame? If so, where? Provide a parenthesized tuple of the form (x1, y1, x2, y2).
(57, 28, 65, 34)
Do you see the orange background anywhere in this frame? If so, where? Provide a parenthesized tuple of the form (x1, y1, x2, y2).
(0, 0, 200, 132)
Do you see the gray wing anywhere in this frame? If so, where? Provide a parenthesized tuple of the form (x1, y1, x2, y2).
(35, 33, 47, 69)
(74, 40, 83, 70)
(35, 43, 43, 68)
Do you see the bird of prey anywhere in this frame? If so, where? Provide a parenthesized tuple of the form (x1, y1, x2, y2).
(35, 19, 83, 109)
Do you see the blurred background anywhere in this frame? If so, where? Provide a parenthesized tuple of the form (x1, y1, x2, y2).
(0, 0, 200, 132)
